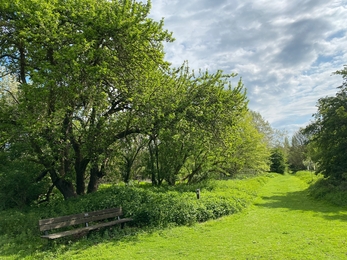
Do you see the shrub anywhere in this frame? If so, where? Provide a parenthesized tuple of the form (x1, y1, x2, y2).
(294, 171, 321, 185)
(308, 178, 347, 206)
(295, 170, 347, 207)
(0, 175, 271, 243)
(0, 161, 50, 210)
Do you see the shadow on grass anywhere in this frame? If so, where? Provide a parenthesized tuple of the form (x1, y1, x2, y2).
(256, 188, 347, 222)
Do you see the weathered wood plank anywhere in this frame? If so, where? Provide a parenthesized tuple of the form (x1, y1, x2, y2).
(39, 207, 123, 231)
(40, 218, 133, 240)
(39, 207, 133, 239)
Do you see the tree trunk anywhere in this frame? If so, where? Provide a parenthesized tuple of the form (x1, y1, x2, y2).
(87, 165, 104, 193)
(55, 178, 78, 200)
(47, 164, 78, 200)
(49, 170, 77, 200)
(148, 138, 158, 185)
(75, 158, 90, 195)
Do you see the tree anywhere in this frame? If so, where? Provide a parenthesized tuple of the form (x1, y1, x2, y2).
(303, 66, 347, 180)
(0, 0, 173, 199)
(287, 129, 307, 172)
(0, 0, 278, 202)
(142, 64, 249, 184)
(269, 148, 286, 174)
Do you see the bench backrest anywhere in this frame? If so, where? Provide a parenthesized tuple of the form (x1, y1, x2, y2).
(39, 207, 123, 232)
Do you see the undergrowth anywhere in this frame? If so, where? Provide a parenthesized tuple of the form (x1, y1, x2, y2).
(295, 170, 347, 206)
(0, 174, 273, 258)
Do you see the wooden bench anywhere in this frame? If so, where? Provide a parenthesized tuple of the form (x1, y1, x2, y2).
(39, 207, 133, 240)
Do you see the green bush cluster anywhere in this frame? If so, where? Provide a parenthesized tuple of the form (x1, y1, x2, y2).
(308, 179, 347, 207)
(0, 176, 270, 244)
(0, 160, 50, 210)
(294, 171, 321, 185)
(295, 171, 347, 207)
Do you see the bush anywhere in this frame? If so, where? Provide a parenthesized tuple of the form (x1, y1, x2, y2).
(295, 170, 347, 207)
(308, 178, 347, 206)
(0, 175, 271, 244)
(294, 171, 321, 185)
(0, 161, 50, 210)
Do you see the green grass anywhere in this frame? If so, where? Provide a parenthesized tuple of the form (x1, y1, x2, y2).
(1, 174, 347, 259)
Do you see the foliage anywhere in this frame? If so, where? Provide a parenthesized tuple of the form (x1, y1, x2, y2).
(139, 66, 249, 184)
(0, 176, 270, 246)
(0, 157, 49, 210)
(269, 148, 286, 174)
(0, 0, 173, 199)
(0, 0, 269, 203)
(295, 170, 347, 207)
(3, 174, 347, 259)
(219, 111, 271, 175)
(308, 178, 347, 207)
(0, 72, 51, 209)
(294, 170, 322, 185)
(303, 66, 347, 180)
(287, 129, 308, 172)
(250, 111, 275, 147)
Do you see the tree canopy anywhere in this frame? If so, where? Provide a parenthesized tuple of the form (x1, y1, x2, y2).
(0, 0, 174, 199)
(0, 0, 272, 205)
(303, 66, 347, 180)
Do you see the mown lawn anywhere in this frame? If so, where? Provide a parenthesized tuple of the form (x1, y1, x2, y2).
(2, 174, 347, 259)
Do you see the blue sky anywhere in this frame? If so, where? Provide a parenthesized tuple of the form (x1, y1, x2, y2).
(142, 0, 347, 136)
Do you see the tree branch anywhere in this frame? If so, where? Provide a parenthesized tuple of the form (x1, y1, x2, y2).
(114, 128, 141, 140)
(0, 53, 18, 60)
(3, 89, 20, 104)
(36, 169, 49, 182)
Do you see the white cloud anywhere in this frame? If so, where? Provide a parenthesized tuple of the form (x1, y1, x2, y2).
(144, 0, 347, 136)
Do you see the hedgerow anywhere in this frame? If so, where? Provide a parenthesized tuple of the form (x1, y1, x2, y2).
(0, 175, 271, 243)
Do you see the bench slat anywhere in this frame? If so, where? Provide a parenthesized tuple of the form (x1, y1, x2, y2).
(39, 207, 123, 231)
(40, 218, 133, 240)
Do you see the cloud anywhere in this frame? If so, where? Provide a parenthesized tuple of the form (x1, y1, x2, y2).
(145, 0, 347, 136)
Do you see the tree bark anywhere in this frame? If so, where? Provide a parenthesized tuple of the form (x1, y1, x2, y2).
(75, 158, 89, 195)
(55, 179, 78, 199)
(87, 165, 104, 194)
(49, 169, 77, 200)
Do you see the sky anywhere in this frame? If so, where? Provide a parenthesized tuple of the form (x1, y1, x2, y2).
(141, 0, 347, 137)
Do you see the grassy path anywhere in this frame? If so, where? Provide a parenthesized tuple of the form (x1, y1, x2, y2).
(48, 175, 347, 259)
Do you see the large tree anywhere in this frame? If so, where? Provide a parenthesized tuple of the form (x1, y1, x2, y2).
(303, 66, 347, 180)
(0, 0, 173, 199)
(133, 65, 250, 184)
